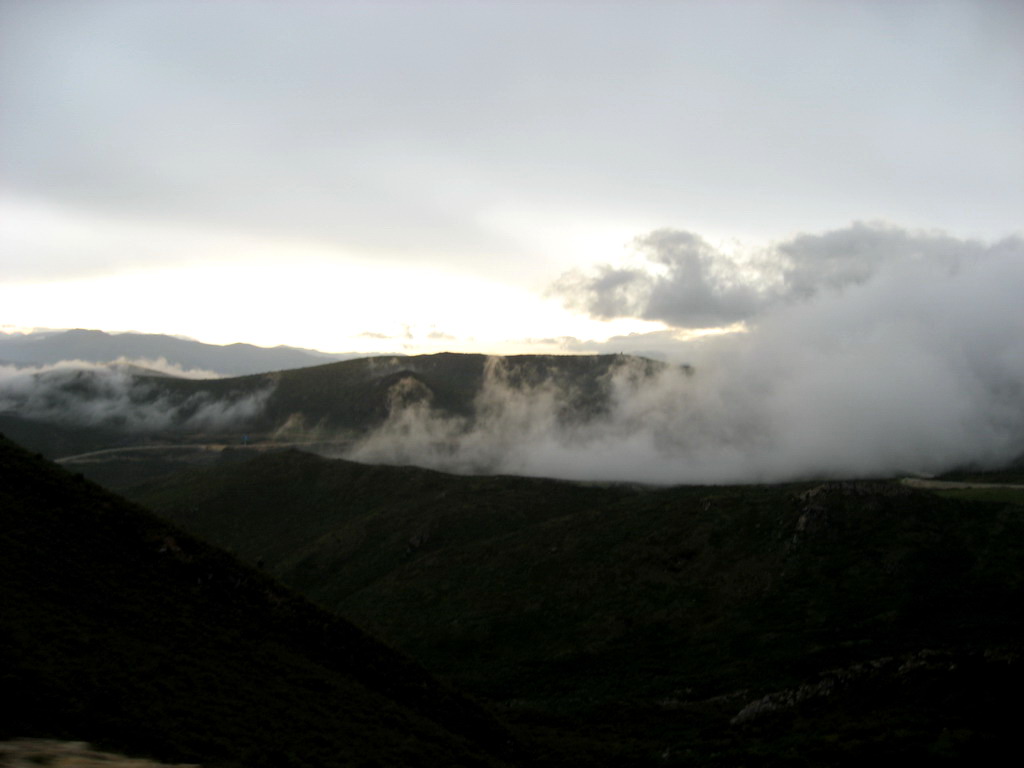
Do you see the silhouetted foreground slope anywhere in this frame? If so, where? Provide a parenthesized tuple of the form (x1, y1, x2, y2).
(0, 738, 201, 767)
(0, 435, 519, 768)
(132, 450, 1024, 765)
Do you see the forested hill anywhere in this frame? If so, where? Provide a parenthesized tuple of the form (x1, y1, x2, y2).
(3, 352, 668, 463)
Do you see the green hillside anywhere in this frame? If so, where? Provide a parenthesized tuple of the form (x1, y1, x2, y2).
(130, 450, 1024, 765)
(0, 435, 520, 768)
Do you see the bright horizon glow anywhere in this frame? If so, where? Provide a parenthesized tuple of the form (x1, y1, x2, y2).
(2, 1, 1021, 356)
(0, 192, 673, 353)
(0, 258, 671, 354)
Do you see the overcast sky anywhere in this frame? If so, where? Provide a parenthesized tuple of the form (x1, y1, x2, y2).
(1, 0, 1021, 355)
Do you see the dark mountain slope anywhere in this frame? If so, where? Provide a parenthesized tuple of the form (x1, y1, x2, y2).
(0, 411, 136, 459)
(0, 435, 519, 768)
(152, 352, 664, 435)
(131, 450, 1024, 765)
(129, 449, 641, 606)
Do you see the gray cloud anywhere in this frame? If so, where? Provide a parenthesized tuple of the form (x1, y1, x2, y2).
(555, 223, 1022, 329)
(775, 223, 990, 298)
(2, 1, 1021, 282)
(348, 235, 1024, 483)
(555, 229, 768, 327)
(556, 330, 693, 362)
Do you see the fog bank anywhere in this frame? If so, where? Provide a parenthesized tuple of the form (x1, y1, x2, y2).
(349, 235, 1024, 484)
(0, 361, 271, 432)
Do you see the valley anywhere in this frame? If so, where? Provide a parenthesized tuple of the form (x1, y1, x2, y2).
(3, 348, 1023, 766)
(126, 450, 1024, 764)
(6, 2, 1022, 763)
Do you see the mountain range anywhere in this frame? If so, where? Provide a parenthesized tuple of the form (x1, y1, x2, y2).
(1, 351, 667, 470)
(0, 328, 364, 376)
(3, 341, 1023, 765)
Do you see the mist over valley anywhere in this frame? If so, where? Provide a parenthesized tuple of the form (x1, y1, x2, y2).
(6, 228, 1023, 489)
(3, 1, 1022, 763)
(5, 292, 1024, 763)
(5, 277, 1024, 764)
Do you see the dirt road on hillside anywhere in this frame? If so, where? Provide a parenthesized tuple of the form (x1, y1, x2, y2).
(55, 441, 348, 464)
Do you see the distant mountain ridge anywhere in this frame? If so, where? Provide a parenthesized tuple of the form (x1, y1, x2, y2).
(0, 328, 368, 376)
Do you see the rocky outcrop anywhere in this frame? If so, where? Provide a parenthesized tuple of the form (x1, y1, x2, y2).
(731, 647, 1018, 725)
(790, 480, 916, 545)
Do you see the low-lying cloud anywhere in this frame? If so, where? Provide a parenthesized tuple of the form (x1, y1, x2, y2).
(4, 222, 1020, 484)
(349, 224, 1024, 483)
(0, 361, 271, 432)
(108, 356, 224, 380)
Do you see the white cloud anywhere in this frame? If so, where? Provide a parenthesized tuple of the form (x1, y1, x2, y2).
(348, 228, 1024, 483)
(2, 0, 1020, 289)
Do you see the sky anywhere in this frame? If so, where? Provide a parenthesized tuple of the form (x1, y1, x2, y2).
(1, 0, 1022, 357)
